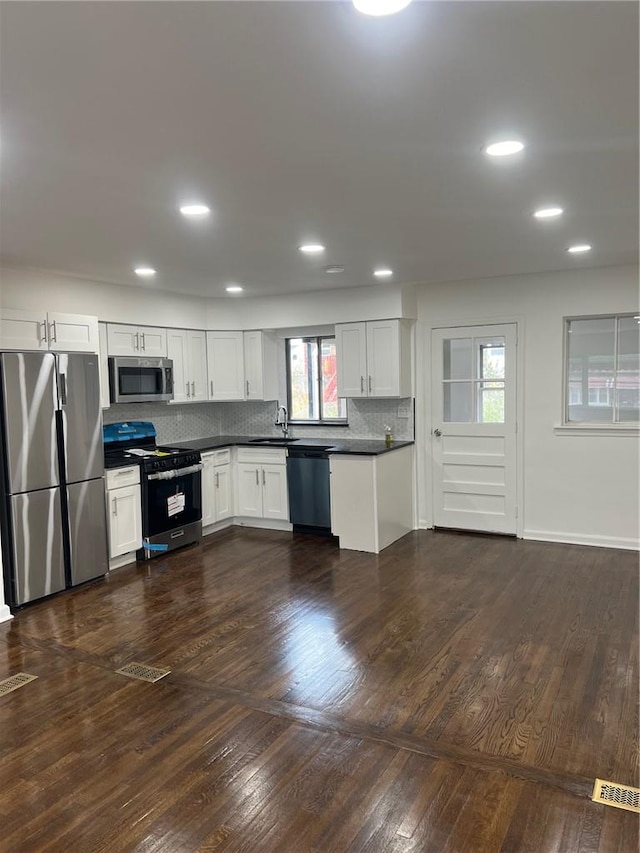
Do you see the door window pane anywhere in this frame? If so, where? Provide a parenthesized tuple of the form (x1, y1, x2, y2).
(478, 382, 505, 423)
(444, 382, 473, 422)
(479, 341, 505, 380)
(443, 338, 472, 380)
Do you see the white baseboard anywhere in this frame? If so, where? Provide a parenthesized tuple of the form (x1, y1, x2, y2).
(202, 519, 234, 537)
(523, 529, 639, 551)
(0, 603, 13, 623)
(108, 552, 137, 571)
(234, 517, 293, 533)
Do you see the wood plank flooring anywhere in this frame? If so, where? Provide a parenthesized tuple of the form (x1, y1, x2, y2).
(0, 528, 638, 851)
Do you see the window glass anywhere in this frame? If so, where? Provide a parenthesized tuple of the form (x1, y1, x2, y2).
(443, 338, 472, 381)
(287, 337, 347, 423)
(441, 335, 506, 423)
(565, 316, 638, 424)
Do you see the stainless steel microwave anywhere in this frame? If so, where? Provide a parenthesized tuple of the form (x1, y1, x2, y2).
(108, 356, 174, 403)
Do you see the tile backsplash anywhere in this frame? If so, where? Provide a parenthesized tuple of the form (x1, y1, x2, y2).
(103, 398, 414, 444)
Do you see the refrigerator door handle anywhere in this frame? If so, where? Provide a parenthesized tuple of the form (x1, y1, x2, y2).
(59, 373, 67, 405)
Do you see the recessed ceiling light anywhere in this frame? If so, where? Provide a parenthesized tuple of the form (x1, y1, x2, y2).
(485, 140, 525, 157)
(534, 206, 563, 219)
(134, 267, 156, 277)
(374, 268, 393, 277)
(353, 0, 412, 16)
(299, 244, 325, 254)
(225, 285, 243, 293)
(325, 265, 345, 274)
(179, 204, 210, 217)
(566, 244, 592, 254)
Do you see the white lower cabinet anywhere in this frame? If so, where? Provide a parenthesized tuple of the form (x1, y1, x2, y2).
(105, 466, 141, 565)
(235, 448, 289, 522)
(201, 450, 233, 530)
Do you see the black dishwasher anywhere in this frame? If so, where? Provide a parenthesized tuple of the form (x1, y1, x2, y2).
(286, 448, 332, 533)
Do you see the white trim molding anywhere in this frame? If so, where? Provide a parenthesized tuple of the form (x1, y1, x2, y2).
(524, 529, 639, 551)
(554, 424, 639, 437)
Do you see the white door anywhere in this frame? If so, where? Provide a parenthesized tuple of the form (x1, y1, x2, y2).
(48, 312, 98, 353)
(431, 324, 517, 534)
(214, 464, 233, 521)
(336, 323, 367, 398)
(262, 464, 289, 521)
(167, 329, 189, 403)
(366, 320, 400, 397)
(207, 331, 245, 401)
(188, 331, 208, 402)
(107, 485, 142, 557)
(0, 308, 49, 350)
(200, 453, 216, 526)
(236, 464, 262, 517)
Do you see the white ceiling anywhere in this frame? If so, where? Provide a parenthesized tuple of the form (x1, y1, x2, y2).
(0, 1, 638, 298)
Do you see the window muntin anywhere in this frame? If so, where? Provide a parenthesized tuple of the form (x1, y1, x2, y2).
(565, 315, 639, 424)
(286, 336, 347, 423)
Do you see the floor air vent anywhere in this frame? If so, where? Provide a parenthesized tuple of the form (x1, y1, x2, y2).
(115, 662, 171, 683)
(0, 672, 38, 696)
(592, 778, 640, 813)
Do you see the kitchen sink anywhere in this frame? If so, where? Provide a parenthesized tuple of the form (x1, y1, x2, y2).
(248, 437, 299, 444)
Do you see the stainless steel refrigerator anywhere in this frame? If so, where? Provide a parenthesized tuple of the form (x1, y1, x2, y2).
(0, 351, 108, 607)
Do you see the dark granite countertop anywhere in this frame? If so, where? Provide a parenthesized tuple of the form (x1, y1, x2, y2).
(170, 435, 414, 456)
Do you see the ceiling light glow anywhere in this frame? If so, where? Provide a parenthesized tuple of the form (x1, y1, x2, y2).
(374, 268, 393, 277)
(225, 285, 243, 293)
(566, 244, 592, 254)
(353, 0, 412, 16)
(179, 204, 210, 217)
(534, 207, 563, 219)
(134, 267, 156, 277)
(299, 244, 325, 254)
(485, 140, 525, 157)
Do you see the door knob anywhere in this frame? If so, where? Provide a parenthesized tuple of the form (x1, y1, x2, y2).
(433, 428, 442, 437)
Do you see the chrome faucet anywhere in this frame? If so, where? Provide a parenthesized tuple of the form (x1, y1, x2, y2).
(275, 404, 289, 438)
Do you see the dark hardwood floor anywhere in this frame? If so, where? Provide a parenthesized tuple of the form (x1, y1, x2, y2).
(0, 528, 638, 851)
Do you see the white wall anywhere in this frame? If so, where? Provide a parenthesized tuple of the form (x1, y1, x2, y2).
(415, 264, 639, 550)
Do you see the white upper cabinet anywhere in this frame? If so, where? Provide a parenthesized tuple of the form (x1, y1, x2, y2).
(336, 319, 412, 398)
(243, 331, 280, 401)
(206, 331, 245, 401)
(106, 324, 167, 357)
(0, 309, 99, 353)
(167, 329, 208, 403)
(98, 322, 110, 409)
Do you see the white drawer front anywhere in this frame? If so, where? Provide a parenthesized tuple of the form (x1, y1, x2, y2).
(236, 447, 287, 465)
(106, 466, 140, 490)
(213, 449, 231, 466)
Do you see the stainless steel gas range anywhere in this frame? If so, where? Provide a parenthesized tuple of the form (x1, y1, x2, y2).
(104, 422, 202, 560)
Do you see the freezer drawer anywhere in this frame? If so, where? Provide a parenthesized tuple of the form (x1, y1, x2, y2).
(9, 487, 65, 605)
(66, 478, 108, 585)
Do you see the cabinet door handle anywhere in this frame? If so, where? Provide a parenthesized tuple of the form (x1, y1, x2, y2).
(246, 380, 250, 397)
(215, 472, 219, 488)
(141, 332, 146, 351)
(40, 320, 48, 343)
(255, 469, 259, 486)
(113, 497, 118, 516)
(360, 376, 364, 393)
(210, 380, 214, 397)
(135, 332, 140, 351)
(368, 375, 372, 393)
(49, 321, 57, 343)
(186, 382, 190, 398)
(191, 381, 195, 397)
(262, 469, 266, 486)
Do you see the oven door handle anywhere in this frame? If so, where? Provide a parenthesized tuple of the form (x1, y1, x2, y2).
(146, 462, 203, 481)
